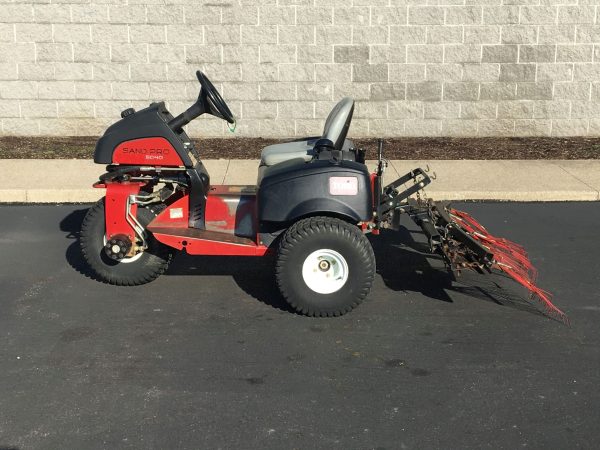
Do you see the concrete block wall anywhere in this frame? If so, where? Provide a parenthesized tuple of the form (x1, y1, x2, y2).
(1, 0, 600, 138)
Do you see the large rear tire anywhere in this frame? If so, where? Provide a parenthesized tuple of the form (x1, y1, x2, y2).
(275, 216, 375, 317)
(80, 198, 173, 285)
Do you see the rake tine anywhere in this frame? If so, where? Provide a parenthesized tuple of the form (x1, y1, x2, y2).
(448, 208, 568, 324)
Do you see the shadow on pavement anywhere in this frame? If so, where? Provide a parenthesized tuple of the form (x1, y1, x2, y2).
(370, 227, 455, 303)
(371, 227, 545, 319)
(60, 207, 100, 282)
(169, 253, 291, 313)
(59, 208, 545, 319)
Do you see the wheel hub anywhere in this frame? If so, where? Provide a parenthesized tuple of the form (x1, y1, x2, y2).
(104, 234, 133, 261)
(302, 249, 349, 294)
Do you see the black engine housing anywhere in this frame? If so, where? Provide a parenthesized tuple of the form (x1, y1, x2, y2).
(93, 102, 198, 167)
(258, 158, 372, 224)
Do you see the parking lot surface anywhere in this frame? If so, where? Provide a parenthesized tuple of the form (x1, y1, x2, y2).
(0, 203, 598, 449)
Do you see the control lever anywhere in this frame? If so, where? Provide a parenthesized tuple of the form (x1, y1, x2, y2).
(376, 138, 387, 176)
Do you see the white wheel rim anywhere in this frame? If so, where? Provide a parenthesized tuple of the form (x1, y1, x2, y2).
(103, 236, 144, 264)
(301, 249, 349, 294)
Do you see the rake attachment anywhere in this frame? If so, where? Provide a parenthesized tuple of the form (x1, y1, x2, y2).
(446, 208, 568, 324)
(377, 169, 567, 324)
(435, 206, 569, 324)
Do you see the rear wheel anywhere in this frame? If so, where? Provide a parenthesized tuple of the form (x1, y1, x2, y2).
(80, 198, 173, 285)
(275, 216, 375, 317)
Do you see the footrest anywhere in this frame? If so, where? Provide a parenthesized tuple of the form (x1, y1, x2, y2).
(148, 226, 269, 256)
(148, 227, 256, 246)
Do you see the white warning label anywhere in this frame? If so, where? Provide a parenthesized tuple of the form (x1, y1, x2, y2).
(329, 177, 358, 196)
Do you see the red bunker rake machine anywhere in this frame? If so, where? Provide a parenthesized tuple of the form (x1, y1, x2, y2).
(80, 71, 567, 323)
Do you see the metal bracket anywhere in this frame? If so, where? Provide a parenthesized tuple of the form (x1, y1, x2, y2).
(126, 194, 148, 250)
(377, 167, 432, 217)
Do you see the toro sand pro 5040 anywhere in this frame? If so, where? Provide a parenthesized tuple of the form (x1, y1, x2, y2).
(80, 71, 567, 323)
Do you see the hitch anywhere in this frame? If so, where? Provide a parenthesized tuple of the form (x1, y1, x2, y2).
(374, 139, 432, 219)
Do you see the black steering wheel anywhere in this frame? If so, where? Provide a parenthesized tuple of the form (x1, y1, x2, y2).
(196, 70, 235, 124)
(167, 70, 236, 132)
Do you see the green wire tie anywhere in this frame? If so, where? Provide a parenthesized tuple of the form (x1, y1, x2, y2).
(228, 118, 237, 133)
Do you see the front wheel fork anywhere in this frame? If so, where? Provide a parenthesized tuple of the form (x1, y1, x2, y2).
(103, 182, 147, 258)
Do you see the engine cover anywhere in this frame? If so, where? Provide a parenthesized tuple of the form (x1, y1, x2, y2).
(93, 102, 197, 167)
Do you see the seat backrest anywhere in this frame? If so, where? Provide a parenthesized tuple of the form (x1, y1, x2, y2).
(322, 97, 354, 150)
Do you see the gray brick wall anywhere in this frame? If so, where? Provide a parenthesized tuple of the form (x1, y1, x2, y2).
(1, 0, 600, 138)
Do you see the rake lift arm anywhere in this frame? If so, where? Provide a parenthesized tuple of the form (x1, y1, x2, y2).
(373, 140, 568, 324)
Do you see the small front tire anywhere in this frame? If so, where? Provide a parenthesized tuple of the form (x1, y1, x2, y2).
(80, 198, 173, 286)
(276, 216, 376, 317)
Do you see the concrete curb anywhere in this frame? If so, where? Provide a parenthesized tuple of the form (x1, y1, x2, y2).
(1, 159, 599, 203)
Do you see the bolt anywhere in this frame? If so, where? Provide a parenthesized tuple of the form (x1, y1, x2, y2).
(318, 260, 330, 271)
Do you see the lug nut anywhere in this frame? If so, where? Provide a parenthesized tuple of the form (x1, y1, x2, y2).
(318, 260, 330, 271)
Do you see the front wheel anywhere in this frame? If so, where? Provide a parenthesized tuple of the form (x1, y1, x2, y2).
(275, 217, 376, 317)
(80, 198, 173, 285)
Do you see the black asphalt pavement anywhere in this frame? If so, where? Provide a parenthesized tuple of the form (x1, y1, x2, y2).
(0, 203, 598, 449)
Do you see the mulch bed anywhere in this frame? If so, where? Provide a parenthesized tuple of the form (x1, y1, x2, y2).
(2, 136, 600, 160)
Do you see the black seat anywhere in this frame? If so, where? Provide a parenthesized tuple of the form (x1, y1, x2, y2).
(259, 97, 355, 167)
